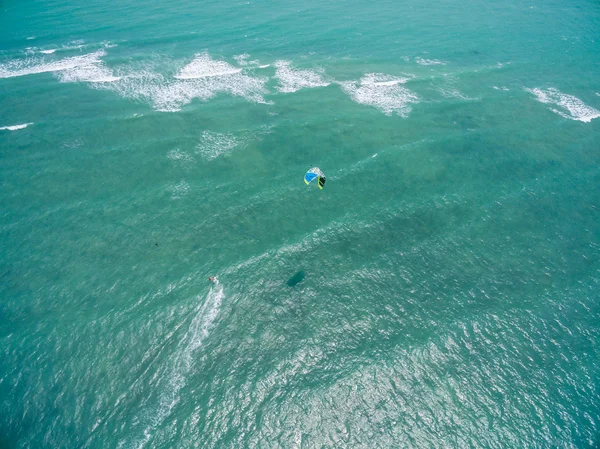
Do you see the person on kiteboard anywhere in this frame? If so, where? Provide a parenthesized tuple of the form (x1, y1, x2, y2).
(208, 276, 216, 282)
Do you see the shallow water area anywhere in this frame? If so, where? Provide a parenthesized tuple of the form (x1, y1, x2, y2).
(1, 0, 600, 448)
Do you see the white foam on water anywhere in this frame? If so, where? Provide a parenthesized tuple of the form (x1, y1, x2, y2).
(492, 86, 509, 91)
(438, 86, 478, 101)
(0, 51, 101, 78)
(104, 55, 269, 111)
(195, 131, 238, 160)
(339, 73, 419, 117)
(167, 180, 190, 199)
(60, 42, 87, 52)
(39, 49, 56, 54)
(1, 50, 267, 111)
(362, 73, 412, 86)
(26, 36, 35, 40)
(234, 54, 263, 67)
(273, 60, 329, 93)
(0, 122, 33, 131)
(258, 64, 270, 69)
(102, 71, 209, 112)
(525, 87, 600, 122)
(57, 57, 121, 83)
(174, 53, 242, 79)
(124, 284, 224, 449)
(370, 79, 404, 87)
(0, 50, 119, 83)
(233, 53, 251, 65)
(167, 148, 195, 164)
(416, 57, 445, 66)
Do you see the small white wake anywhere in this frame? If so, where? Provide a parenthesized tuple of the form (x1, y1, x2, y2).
(415, 57, 446, 66)
(121, 283, 224, 449)
(0, 122, 33, 131)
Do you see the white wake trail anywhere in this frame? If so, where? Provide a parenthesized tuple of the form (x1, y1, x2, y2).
(121, 283, 224, 449)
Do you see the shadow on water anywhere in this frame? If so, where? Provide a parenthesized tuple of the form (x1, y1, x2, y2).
(286, 270, 305, 287)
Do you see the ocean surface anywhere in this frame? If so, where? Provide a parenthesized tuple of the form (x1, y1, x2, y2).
(1, 0, 600, 447)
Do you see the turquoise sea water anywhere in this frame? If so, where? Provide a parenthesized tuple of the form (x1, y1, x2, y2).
(1, 0, 600, 447)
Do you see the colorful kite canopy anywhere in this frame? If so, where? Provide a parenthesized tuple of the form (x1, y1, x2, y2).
(304, 167, 326, 189)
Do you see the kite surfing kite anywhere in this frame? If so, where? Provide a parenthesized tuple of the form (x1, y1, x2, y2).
(304, 167, 326, 189)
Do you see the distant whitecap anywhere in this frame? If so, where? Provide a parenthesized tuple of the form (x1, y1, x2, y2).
(0, 50, 120, 83)
(0, 122, 33, 131)
(174, 53, 242, 79)
(273, 60, 329, 93)
(526, 88, 600, 122)
(104, 54, 269, 111)
(415, 57, 446, 66)
(340, 73, 418, 117)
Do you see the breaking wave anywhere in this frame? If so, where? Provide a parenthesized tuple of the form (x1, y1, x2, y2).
(273, 60, 330, 93)
(339, 73, 418, 117)
(526, 87, 600, 123)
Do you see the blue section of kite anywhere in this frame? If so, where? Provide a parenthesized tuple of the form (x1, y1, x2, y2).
(304, 172, 318, 183)
(304, 167, 326, 189)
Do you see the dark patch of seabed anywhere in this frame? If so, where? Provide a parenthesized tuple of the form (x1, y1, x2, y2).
(287, 270, 305, 287)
